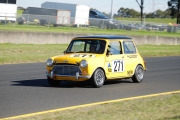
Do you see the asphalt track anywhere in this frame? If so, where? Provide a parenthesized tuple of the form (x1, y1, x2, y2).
(0, 56, 180, 119)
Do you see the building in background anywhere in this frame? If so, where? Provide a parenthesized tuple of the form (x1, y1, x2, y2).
(41, 2, 90, 26)
(0, 0, 17, 23)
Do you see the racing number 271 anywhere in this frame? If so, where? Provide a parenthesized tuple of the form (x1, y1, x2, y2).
(112, 60, 125, 73)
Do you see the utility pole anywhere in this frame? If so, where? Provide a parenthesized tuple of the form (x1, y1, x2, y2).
(136, 0, 144, 24)
(111, 0, 113, 18)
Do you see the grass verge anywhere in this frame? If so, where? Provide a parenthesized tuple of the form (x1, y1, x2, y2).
(114, 17, 177, 24)
(138, 45, 180, 57)
(7, 93, 180, 120)
(0, 44, 180, 64)
(0, 25, 180, 37)
(0, 44, 68, 64)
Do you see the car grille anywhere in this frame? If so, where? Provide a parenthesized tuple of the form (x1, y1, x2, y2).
(52, 65, 82, 76)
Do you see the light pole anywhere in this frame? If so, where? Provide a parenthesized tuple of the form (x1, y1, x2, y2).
(111, 0, 113, 18)
(178, 0, 180, 24)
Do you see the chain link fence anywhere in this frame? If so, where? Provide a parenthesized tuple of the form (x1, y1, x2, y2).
(0, 14, 180, 33)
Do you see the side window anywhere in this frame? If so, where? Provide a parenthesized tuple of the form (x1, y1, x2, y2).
(89, 11, 97, 18)
(123, 41, 136, 54)
(107, 41, 122, 55)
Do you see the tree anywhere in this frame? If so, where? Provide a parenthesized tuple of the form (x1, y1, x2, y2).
(164, 9, 172, 18)
(117, 7, 140, 18)
(168, 0, 180, 24)
(136, 0, 144, 24)
(146, 9, 171, 18)
(129, 9, 140, 18)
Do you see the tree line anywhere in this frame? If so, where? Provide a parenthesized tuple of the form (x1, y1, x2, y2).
(115, 8, 171, 18)
(115, 0, 180, 24)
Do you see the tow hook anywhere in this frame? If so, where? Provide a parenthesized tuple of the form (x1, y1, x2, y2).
(51, 71, 54, 78)
(76, 72, 79, 80)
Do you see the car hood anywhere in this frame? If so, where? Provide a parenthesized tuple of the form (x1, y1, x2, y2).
(53, 54, 97, 65)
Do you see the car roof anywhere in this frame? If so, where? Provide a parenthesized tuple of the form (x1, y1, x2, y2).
(74, 35, 132, 40)
(90, 9, 99, 13)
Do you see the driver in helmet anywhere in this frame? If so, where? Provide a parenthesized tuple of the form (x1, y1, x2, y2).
(90, 42, 100, 53)
(90, 44, 96, 53)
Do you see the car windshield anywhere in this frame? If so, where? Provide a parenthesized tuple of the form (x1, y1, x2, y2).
(97, 11, 107, 18)
(66, 40, 106, 54)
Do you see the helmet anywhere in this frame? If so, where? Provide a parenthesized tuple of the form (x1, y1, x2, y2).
(90, 42, 100, 51)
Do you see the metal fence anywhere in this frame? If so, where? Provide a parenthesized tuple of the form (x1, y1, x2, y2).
(0, 14, 180, 33)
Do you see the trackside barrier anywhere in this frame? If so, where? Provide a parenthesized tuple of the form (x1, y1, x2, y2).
(0, 31, 180, 45)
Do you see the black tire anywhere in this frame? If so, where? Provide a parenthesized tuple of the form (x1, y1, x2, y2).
(91, 68, 105, 88)
(47, 77, 60, 87)
(40, 19, 47, 26)
(132, 65, 144, 83)
(17, 17, 24, 25)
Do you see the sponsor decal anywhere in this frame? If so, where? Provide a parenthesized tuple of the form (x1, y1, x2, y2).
(108, 63, 111, 67)
(70, 54, 96, 58)
(127, 55, 138, 58)
(127, 70, 133, 75)
(108, 68, 112, 72)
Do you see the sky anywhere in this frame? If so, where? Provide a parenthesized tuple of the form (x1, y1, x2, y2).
(17, 0, 169, 14)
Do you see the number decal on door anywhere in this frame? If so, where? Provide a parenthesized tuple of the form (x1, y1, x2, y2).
(112, 60, 125, 73)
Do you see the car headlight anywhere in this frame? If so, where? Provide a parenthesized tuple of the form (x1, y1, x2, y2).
(47, 59, 54, 67)
(80, 60, 88, 68)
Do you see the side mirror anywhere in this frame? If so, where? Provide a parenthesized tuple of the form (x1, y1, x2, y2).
(64, 50, 67, 54)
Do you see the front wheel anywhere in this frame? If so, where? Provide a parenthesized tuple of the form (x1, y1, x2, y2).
(91, 69, 105, 88)
(132, 65, 144, 83)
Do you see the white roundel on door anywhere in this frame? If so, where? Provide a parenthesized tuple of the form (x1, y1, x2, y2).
(112, 60, 125, 73)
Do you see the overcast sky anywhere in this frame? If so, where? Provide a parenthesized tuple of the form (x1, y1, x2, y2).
(17, 0, 169, 14)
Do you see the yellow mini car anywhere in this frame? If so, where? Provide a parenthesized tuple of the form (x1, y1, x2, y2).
(46, 35, 145, 88)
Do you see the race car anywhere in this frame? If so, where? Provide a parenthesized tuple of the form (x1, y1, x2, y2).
(46, 35, 145, 88)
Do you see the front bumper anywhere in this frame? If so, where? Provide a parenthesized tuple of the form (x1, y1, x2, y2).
(46, 64, 91, 81)
(46, 71, 91, 80)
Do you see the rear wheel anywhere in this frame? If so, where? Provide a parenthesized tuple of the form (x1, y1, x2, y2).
(91, 69, 105, 88)
(47, 77, 60, 87)
(132, 65, 144, 83)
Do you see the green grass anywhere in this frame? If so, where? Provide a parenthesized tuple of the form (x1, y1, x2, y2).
(0, 44, 180, 64)
(114, 17, 177, 24)
(17, 10, 24, 15)
(0, 25, 180, 37)
(0, 44, 68, 64)
(13, 94, 180, 120)
(138, 45, 180, 57)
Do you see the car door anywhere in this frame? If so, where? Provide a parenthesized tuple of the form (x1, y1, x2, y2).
(122, 40, 139, 76)
(105, 40, 127, 79)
